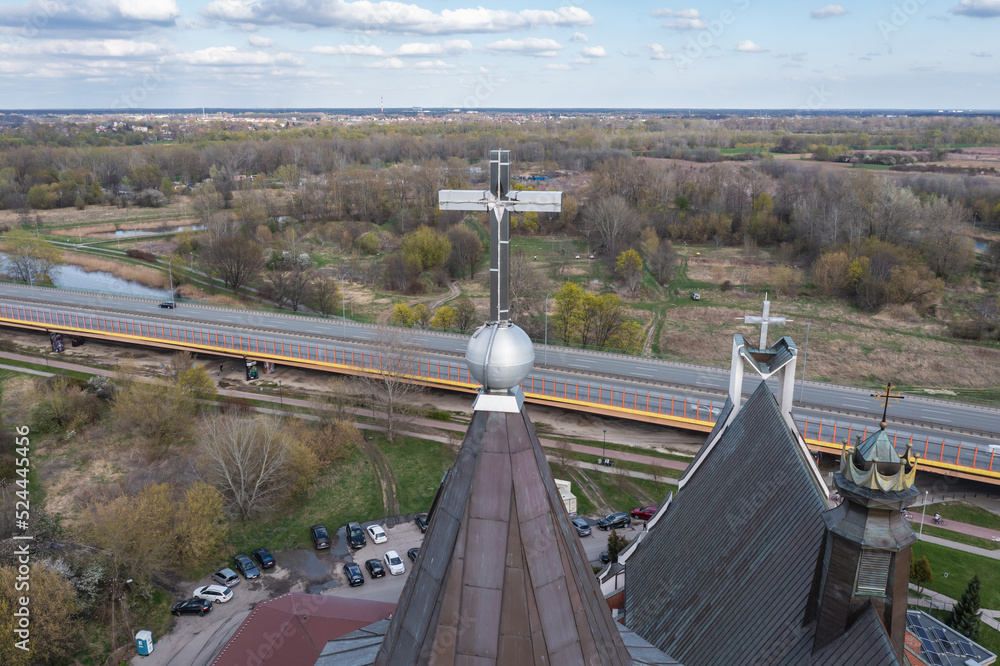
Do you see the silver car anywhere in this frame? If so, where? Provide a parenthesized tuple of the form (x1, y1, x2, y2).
(571, 517, 591, 537)
(211, 568, 240, 587)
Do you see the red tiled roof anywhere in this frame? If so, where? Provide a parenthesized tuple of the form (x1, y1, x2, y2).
(212, 592, 394, 666)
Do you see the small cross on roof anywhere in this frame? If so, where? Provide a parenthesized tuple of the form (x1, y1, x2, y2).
(743, 295, 787, 349)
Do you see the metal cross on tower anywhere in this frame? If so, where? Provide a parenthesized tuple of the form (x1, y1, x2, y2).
(743, 295, 787, 350)
(439, 150, 561, 323)
(871, 381, 904, 426)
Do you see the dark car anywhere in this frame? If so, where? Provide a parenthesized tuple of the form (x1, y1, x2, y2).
(415, 514, 429, 533)
(346, 521, 366, 549)
(599, 551, 610, 564)
(571, 517, 592, 537)
(234, 554, 260, 580)
(251, 548, 275, 569)
(344, 562, 365, 587)
(597, 512, 631, 531)
(311, 524, 331, 549)
(158, 301, 176, 309)
(630, 506, 658, 521)
(365, 559, 385, 579)
(407, 547, 420, 563)
(172, 597, 212, 617)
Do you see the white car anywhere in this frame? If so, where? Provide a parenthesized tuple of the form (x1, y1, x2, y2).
(367, 524, 388, 544)
(384, 550, 405, 576)
(193, 584, 233, 604)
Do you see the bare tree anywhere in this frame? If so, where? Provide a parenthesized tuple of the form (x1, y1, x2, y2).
(198, 413, 292, 519)
(586, 195, 640, 258)
(305, 275, 341, 316)
(205, 236, 264, 293)
(353, 327, 424, 443)
(446, 225, 485, 278)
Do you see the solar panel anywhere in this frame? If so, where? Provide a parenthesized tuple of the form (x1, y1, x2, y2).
(915, 627, 929, 640)
(960, 641, 977, 656)
(920, 638, 935, 653)
(933, 627, 948, 641)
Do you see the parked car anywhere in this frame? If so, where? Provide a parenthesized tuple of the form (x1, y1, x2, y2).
(210, 568, 240, 587)
(193, 585, 233, 604)
(597, 513, 631, 531)
(234, 554, 260, 580)
(599, 551, 610, 564)
(384, 550, 405, 575)
(347, 521, 366, 549)
(691, 292, 701, 301)
(344, 563, 365, 587)
(366, 524, 388, 544)
(415, 514, 429, 533)
(630, 506, 658, 521)
(407, 547, 420, 562)
(251, 548, 275, 569)
(365, 559, 386, 579)
(571, 517, 592, 537)
(158, 301, 175, 309)
(172, 597, 212, 616)
(311, 524, 331, 549)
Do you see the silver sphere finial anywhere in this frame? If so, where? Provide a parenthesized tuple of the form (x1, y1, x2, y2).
(466, 321, 535, 393)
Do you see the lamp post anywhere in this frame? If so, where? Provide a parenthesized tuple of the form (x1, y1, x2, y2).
(167, 256, 176, 307)
(371, 393, 376, 423)
(602, 429, 607, 459)
(278, 380, 283, 409)
(341, 270, 350, 336)
(798, 318, 811, 403)
(544, 290, 552, 366)
(919, 490, 928, 538)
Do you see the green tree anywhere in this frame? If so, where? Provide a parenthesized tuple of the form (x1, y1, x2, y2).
(177, 481, 225, 567)
(453, 296, 478, 332)
(553, 282, 586, 345)
(400, 225, 451, 270)
(411, 303, 431, 327)
(391, 303, 418, 325)
(909, 555, 933, 596)
(0, 563, 80, 666)
(949, 575, 982, 641)
(177, 365, 218, 408)
(0, 230, 61, 284)
(26, 184, 54, 209)
(129, 163, 163, 190)
(607, 529, 629, 564)
(615, 249, 644, 294)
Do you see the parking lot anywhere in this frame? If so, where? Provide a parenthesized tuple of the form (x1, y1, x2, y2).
(131, 514, 618, 665)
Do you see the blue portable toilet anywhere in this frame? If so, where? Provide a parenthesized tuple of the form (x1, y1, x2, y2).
(136, 630, 154, 656)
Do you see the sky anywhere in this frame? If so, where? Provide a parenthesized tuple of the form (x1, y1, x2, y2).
(0, 0, 998, 110)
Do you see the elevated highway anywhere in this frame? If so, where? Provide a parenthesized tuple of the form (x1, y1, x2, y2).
(2, 283, 998, 485)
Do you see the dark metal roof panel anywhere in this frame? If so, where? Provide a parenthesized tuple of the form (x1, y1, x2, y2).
(625, 383, 832, 666)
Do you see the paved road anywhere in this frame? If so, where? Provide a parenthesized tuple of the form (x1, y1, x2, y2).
(2, 283, 999, 469)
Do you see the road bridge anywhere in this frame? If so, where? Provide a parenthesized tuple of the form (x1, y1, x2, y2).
(1, 288, 998, 485)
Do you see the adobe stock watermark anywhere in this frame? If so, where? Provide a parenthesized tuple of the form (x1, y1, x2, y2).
(11, 425, 33, 653)
(878, 0, 930, 41)
(459, 70, 504, 110)
(110, 67, 165, 110)
(804, 83, 835, 111)
(674, 0, 752, 69)
(0, 0, 58, 48)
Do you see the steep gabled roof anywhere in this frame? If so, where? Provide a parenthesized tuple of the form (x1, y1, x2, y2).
(375, 406, 634, 665)
(624, 382, 901, 666)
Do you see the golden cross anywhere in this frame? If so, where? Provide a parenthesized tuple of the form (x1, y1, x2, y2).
(870, 382, 904, 424)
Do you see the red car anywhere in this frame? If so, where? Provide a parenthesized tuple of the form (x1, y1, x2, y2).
(630, 506, 658, 520)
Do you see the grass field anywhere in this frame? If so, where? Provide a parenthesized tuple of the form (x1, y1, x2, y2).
(911, 541, 1000, 609)
(923, 501, 1000, 531)
(377, 434, 456, 515)
(919, 525, 1000, 550)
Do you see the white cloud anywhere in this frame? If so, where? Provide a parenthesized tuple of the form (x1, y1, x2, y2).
(0, 38, 163, 57)
(810, 5, 847, 18)
(544, 63, 572, 70)
(414, 59, 453, 69)
(580, 46, 606, 58)
(392, 40, 471, 56)
(485, 38, 562, 57)
(664, 18, 708, 30)
(248, 35, 274, 47)
(0, 0, 180, 31)
(972, 50, 993, 56)
(310, 44, 385, 55)
(736, 40, 766, 52)
(647, 43, 671, 60)
(174, 46, 303, 66)
(620, 50, 638, 57)
(651, 8, 701, 18)
(201, 1, 594, 34)
(951, 0, 1000, 17)
(570, 32, 588, 43)
(366, 57, 406, 68)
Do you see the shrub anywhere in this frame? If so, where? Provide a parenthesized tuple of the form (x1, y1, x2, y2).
(125, 248, 157, 263)
(426, 409, 452, 422)
(720, 280, 733, 292)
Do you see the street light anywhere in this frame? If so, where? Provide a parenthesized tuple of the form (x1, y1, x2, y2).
(341, 270, 350, 336)
(602, 429, 607, 459)
(371, 393, 376, 423)
(278, 380, 283, 409)
(167, 256, 176, 307)
(798, 318, 812, 403)
(544, 290, 552, 366)
(919, 490, 928, 538)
